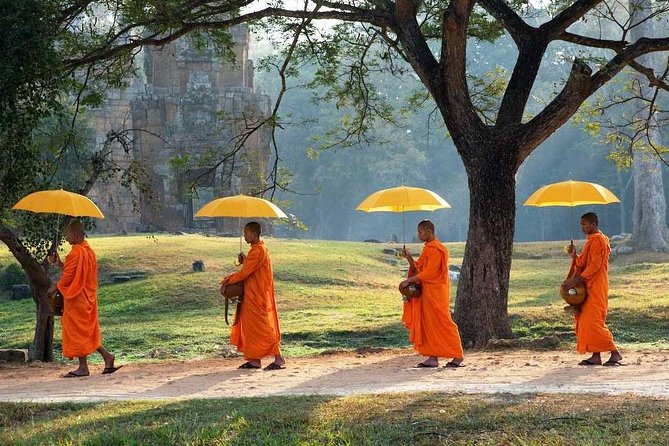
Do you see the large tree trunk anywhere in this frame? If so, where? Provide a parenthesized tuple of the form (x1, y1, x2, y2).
(0, 225, 55, 361)
(29, 283, 55, 362)
(629, 0, 669, 252)
(631, 147, 669, 251)
(454, 149, 515, 347)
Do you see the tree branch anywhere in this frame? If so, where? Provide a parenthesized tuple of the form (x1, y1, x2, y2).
(518, 58, 593, 163)
(558, 32, 627, 50)
(437, 0, 485, 136)
(64, 7, 393, 70)
(629, 59, 669, 93)
(589, 37, 669, 96)
(391, 0, 440, 92)
(540, 0, 605, 36)
(477, 0, 533, 46)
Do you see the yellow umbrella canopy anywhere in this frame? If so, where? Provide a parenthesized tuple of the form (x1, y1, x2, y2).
(523, 180, 620, 207)
(194, 194, 288, 218)
(356, 186, 451, 247)
(523, 180, 620, 241)
(356, 186, 451, 212)
(12, 189, 105, 218)
(195, 194, 288, 253)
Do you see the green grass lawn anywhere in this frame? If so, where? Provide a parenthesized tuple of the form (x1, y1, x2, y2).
(2, 393, 669, 445)
(1, 234, 668, 362)
(2, 235, 669, 445)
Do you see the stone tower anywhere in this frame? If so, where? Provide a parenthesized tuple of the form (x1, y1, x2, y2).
(89, 25, 272, 233)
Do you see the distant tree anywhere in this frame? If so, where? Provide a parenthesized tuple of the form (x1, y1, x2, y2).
(628, 0, 669, 251)
(578, 0, 669, 250)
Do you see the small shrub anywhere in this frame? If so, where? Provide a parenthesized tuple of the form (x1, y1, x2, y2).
(0, 263, 27, 290)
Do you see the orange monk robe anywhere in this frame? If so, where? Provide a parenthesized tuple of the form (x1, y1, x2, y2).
(570, 231, 617, 354)
(222, 241, 281, 360)
(402, 238, 464, 358)
(57, 240, 102, 359)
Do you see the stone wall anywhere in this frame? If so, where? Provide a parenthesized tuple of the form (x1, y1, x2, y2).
(89, 25, 272, 234)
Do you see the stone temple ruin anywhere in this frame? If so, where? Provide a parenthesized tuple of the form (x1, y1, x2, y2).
(88, 25, 272, 234)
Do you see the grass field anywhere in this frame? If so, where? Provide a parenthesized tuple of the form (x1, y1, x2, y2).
(2, 235, 669, 445)
(1, 234, 668, 362)
(2, 393, 669, 445)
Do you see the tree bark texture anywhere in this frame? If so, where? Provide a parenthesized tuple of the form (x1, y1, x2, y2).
(632, 148, 669, 251)
(0, 225, 55, 361)
(453, 146, 516, 347)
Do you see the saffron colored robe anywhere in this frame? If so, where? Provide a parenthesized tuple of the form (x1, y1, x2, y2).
(57, 240, 102, 359)
(222, 241, 281, 360)
(569, 231, 617, 354)
(402, 238, 464, 358)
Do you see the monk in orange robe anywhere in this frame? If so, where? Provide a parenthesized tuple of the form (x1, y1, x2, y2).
(399, 220, 464, 368)
(220, 222, 285, 370)
(562, 212, 622, 366)
(48, 219, 119, 377)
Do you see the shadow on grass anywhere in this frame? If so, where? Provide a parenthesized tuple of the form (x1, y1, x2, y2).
(509, 290, 561, 307)
(607, 306, 669, 344)
(274, 269, 356, 287)
(0, 397, 335, 445)
(509, 306, 669, 346)
(282, 323, 408, 351)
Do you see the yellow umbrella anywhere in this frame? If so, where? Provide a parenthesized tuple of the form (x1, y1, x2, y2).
(12, 189, 105, 218)
(523, 180, 620, 207)
(356, 185, 451, 212)
(195, 194, 288, 219)
(194, 194, 288, 252)
(356, 186, 451, 247)
(523, 180, 620, 240)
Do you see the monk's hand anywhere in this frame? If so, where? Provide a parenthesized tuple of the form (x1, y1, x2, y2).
(399, 279, 411, 291)
(220, 283, 227, 296)
(237, 253, 246, 264)
(562, 278, 578, 290)
(48, 252, 62, 267)
(399, 249, 411, 260)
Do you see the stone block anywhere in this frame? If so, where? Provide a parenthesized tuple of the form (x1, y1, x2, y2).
(0, 349, 28, 363)
(192, 260, 205, 272)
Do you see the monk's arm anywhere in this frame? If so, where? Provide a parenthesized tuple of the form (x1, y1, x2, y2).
(579, 239, 605, 281)
(57, 247, 80, 299)
(416, 249, 448, 282)
(222, 248, 263, 284)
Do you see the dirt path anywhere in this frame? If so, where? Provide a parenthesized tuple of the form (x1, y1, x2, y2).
(1, 349, 668, 402)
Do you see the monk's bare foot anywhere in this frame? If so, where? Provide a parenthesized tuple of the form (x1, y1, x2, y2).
(104, 353, 115, 369)
(239, 360, 261, 369)
(579, 353, 601, 366)
(603, 351, 623, 366)
(416, 356, 438, 368)
(63, 368, 89, 378)
(444, 358, 465, 368)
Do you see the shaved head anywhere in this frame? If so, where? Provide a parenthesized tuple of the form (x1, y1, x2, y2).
(581, 212, 598, 226)
(417, 219, 435, 233)
(245, 221, 262, 237)
(67, 219, 85, 238)
(65, 219, 86, 244)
